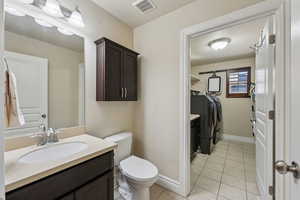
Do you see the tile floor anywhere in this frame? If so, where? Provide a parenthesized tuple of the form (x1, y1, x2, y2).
(115, 140, 260, 200)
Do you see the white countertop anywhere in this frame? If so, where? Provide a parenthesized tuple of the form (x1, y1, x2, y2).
(190, 114, 200, 121)
(5, 134, 117, 192)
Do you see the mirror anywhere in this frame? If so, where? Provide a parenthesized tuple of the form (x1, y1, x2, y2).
(208, 76, 221, 92)
(4, 10, 85, 137)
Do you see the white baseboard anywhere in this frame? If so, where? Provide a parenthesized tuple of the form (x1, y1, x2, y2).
(156, 174, 181, 195)
(222, 134, 255, 144)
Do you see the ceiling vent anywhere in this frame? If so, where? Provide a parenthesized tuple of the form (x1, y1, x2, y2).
(132, 0, 156, 14)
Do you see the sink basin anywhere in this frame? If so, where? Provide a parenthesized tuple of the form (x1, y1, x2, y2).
(18, 142, 88, 164)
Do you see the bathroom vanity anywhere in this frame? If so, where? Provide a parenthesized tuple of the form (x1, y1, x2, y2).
(5, 133, 117, 200)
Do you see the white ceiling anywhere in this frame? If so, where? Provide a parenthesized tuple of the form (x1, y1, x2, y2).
(191, 18, 267, 66)
(91, 0, 196, 27)
(5, 13, 84, 53)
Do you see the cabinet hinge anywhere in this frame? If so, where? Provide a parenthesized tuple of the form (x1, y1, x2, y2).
(268, 110, 275, 120)
(269, 185, 274, 196)
(269, 34, 276, 44)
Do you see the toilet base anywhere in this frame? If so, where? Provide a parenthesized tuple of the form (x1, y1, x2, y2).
(119, 186, 150, 200)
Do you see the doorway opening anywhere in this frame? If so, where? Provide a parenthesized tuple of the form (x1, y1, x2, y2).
(179, 2, 287, 198)
(189, 17, 271, 200)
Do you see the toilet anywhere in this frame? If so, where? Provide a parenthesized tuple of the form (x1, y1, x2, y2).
(105, 132, 158, 200)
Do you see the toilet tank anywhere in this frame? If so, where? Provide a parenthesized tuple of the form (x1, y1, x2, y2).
(105, 132, 132, 165)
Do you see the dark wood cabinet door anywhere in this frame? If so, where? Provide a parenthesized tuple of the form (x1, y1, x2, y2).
(75, 171, 113, 200)
(95, 38, 139, 101)
(59, 193, 74, 200)
(123, 50, 137, 101)
(105, 43, 123, 101)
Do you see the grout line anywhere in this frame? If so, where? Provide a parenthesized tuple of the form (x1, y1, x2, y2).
(217, 142, 229, 199)
(243, 144, 249, 200)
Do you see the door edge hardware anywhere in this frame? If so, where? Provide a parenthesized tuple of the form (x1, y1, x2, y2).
(268, 110, 275, 120)
(268, 185, 274, 196)
(269, 34, 276, 45)
(275, 160, 300, 179)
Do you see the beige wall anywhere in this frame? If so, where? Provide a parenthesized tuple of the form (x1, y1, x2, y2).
(5, 31, 83, 129)
(192, 57, 255, 138)
(76, 0, 135, 138)
(133, 0, 262, 181)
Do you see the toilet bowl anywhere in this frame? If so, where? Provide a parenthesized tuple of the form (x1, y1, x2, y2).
(105, 132, 158, 200)
(119, 156, 158, 200)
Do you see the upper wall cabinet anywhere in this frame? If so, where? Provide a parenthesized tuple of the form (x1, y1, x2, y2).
(95, 38, 139, 101)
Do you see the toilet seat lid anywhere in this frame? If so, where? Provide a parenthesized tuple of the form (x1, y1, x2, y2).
(120, 156, 158, 182)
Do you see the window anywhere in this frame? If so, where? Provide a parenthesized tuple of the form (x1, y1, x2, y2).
(226, 67, 251, 98)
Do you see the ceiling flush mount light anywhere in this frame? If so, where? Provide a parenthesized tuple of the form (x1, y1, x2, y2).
(18, 0, 34, 4)
(4, 5, 26, 17)
(57, 27, 73, 35)
(208, 38, 231, 50)
(43, 0, 64, 18)
(34, 18, 53, 27)
(68, 7, 85, 28)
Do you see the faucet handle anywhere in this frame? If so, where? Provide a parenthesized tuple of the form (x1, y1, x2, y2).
(48, 128, 59, 143)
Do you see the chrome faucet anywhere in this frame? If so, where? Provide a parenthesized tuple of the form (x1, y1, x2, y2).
(48, 128, 59, 143)
(32, 123, 48, 146)
(32, 114, 59, 146)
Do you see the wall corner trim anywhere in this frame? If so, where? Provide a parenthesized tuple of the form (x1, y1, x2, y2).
(222, 134, 255, 144)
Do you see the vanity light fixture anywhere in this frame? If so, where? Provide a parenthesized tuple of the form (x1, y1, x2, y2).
(68, 7, 85, 28)
(208, 37, 231, 50)
(18, 0, 34, 4)
(4, 5, 26, 17)
(57, 27, 74, 35)
(34, 18, 54, 27)
(42, 0, 64, 18)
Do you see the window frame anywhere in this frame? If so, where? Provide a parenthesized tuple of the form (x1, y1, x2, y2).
(226, 67, 251, 98)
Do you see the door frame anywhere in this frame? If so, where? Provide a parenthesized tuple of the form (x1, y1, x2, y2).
(0, 0, 5, 198)
(179, 0, 290, 198)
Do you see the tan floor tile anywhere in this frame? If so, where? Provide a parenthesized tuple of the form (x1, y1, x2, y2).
(217, 195, 230, 200)
(188, 187, 217, 200)
(219, 184, 247, 200)
(247, 192, 261, 200)
(246, 182, 260, 195)
(205, 162, 224, 172)
(195, 177, 221, 194)
(225, 159, 244, 170)
(223, 167, 245, 179)
(150, 184, 165, 200)
(191, 161, 205, 172)
(226, 155, 244, 163)
(158, 191, 186, 200)
(200, 168, 222, 182)
(246, 171, 257, 183)
(207, 156, 226, 165)
(221, 174, 246, 190)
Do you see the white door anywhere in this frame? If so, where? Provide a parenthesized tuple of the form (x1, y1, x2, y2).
(4, 51, 48, 136)
(254, 16, 275, 200)
(286, 0, 300, 199)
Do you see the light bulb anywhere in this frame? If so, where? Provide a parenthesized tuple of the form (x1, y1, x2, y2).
(42, 0, 64, 18)
(34, 18, 53, 27)
(5, 5, 26, 17)
(68, 8, 85, 28)
(57, 27, 73, 35)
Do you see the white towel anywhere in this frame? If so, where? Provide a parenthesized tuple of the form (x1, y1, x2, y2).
(4, 69, 25, 128)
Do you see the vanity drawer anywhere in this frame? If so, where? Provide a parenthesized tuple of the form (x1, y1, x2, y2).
(6, 151, 114, 200)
